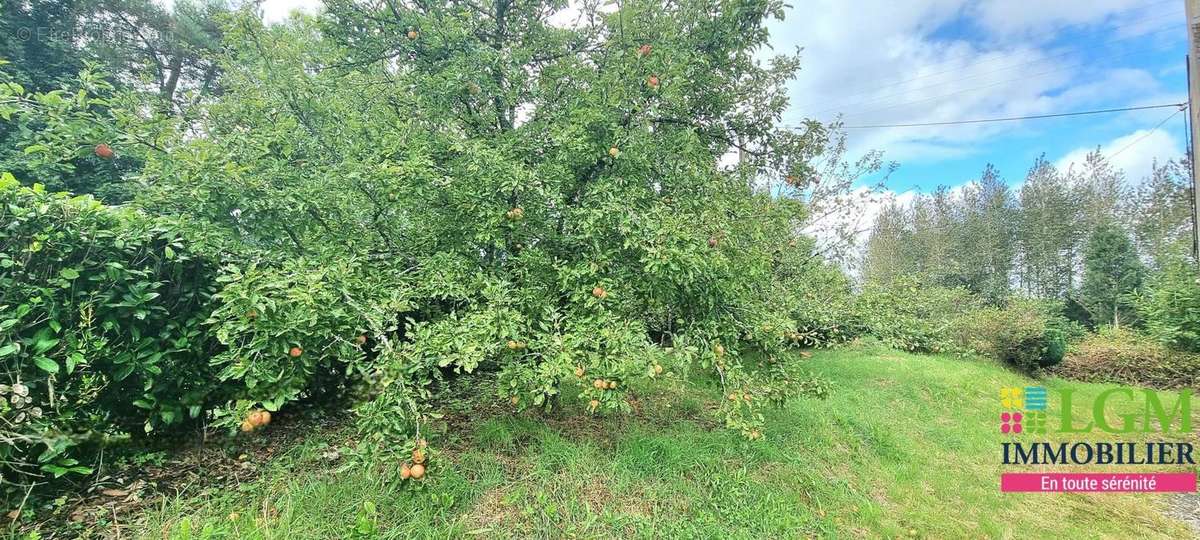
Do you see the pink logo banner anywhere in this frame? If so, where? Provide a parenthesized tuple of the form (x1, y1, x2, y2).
(1001, 472, 1196, 492)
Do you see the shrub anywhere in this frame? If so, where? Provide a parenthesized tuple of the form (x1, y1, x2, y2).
(950, 299, 1067, 371)
(790, 263, 861, 347)
(1054, 327, 1200, 389)
(204, 257, 413, 418)
(853, 277, 976, 353)
(0, 175, 221, 490)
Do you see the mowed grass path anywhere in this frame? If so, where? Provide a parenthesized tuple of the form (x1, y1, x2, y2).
(134, 344, 1195, 539)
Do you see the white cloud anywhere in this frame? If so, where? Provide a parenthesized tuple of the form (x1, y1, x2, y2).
(803, 186, 919, 266)
(971, 0, 1177, 38)
(1055, 128, 1184, 183)
(767, 0, 1182, 167)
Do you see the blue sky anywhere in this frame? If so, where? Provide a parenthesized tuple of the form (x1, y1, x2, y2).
(767, 0, 1188, 194)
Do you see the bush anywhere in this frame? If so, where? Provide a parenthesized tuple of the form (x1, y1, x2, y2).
(1054, 326, 1200, 389)
(205, 257, 413, 416)
(789, 263, 861, 347)
(0, 175, 222, 489)
(950, 299, 1068, 371)
(853, 277, 976, 353)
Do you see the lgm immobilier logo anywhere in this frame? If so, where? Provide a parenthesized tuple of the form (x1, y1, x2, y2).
(998, 386, 1198, 493)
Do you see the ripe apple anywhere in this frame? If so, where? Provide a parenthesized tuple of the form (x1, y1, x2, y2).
(355, 334, 367, 346)
(505, 207, 524, 221)
(574, 366, 585, 377)
(409, 463, 425, 479)
(589, 399, 600, 410)
(708, 236, 718, 248)
(638, 44, 652, 57)
(592, 286, 607, 299)
(400, 463, 412, 480)
(593, 379, 605, 390)
(407, 28, 418, 39)
(412, 448, 426, 464)
(647, 75, 660, 89)
(94, 143, 114, 159)
(608, 146, 620, 158)
(289, 346, 303, 358)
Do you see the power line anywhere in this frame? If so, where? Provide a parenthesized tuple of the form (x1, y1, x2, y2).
(1108, 105, 1186, 159)
(834, 102, 1186, 129)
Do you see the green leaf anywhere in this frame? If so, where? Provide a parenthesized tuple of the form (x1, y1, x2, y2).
(66, 352, 83, 374)
(33, 337, 59, 354)
(34, 356, 59, 374)
(59, 268, 80, 280)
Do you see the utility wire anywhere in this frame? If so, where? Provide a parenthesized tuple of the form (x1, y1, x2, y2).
(1108, 105, 1186, 159)
(834, 102, 1186, 129)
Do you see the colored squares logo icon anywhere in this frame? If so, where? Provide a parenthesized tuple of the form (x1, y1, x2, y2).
(1024, 411, 1047, 434)
(1024, 386, 1047, 411)
(1001, 412, 1023, 434)
(1000, 387, 1024, 409)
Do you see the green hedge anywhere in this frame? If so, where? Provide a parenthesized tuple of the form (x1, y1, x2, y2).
(0, 175, 223, 489)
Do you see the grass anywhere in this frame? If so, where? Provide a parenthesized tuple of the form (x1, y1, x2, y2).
(123, 343, 1194, 539)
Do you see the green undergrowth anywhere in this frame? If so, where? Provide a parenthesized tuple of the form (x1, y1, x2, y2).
(95, 345, 1197, 538)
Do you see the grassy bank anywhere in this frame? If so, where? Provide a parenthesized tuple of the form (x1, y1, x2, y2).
(95, 345, 1197, 538)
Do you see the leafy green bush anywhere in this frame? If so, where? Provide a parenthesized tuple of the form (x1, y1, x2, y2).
(789, 262, 861, 347)
(0, 175, 221, 489)
(853, 277, 976, 353)
(950, 299, 1067, 371)
(1053, 327, 1200, 389)
(205, 258, 413, 417)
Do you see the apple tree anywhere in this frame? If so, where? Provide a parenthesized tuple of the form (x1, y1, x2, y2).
(135, 0, 834, 450)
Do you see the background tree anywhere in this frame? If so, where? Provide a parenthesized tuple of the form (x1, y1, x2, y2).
(955, 164, 1015, 303)
(0, 0, 86, 92)
(80, 0, 231, 116)
(1127, 158, 1195, 267)
(1016, 155, 1081, 298)
(1079, 223, 1144, 328)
